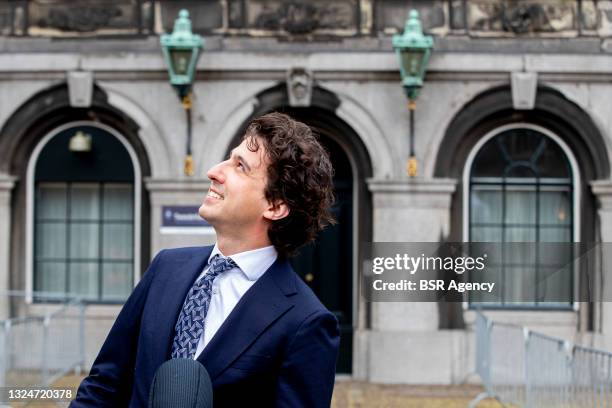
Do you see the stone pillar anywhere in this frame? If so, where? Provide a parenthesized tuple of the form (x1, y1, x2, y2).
(367, 178, 457, 331)
(0, 176, 16, 319)
(591, 180, 612, 342)
(363, 178, 458, 384)
(144, 178, 216, 259)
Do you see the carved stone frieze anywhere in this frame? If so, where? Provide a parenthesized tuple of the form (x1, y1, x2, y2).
(375, 0, 447, 34)
(0, 5, 11, 35)
(6, 0, 612, 39)
(468, 1, 576, 34)
(37, 6, 123, 32)
(250, 0, 357, 35)
(25, 1, 157, 36)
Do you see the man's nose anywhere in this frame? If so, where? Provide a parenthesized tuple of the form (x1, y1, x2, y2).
(207, 161, 226, 184)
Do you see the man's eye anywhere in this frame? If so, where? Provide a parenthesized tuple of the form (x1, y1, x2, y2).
(237, 162, 245, 170)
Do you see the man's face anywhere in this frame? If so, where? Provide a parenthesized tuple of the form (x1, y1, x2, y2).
(199, 137, 271, 231)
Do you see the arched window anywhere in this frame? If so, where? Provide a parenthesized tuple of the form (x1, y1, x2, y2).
(467, 124, 577, 309)
(28, 122, 140, 303)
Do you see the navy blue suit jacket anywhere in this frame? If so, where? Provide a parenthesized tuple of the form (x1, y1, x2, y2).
(70, 246, 340, 407)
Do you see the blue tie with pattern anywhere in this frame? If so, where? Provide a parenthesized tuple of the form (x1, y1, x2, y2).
(171, 254, 238, 359)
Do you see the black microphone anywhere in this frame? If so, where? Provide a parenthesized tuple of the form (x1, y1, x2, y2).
(148, 359, 213, 408)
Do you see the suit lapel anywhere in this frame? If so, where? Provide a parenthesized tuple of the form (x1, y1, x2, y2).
(153, 246, 213, 361)
(197, 258, 297, 380)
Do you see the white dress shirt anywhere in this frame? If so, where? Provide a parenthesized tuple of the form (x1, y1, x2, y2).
(193, 244, 277, 359)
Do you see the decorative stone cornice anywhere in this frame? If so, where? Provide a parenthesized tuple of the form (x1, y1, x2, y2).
(366, 178, 457, 194)
(591, 180, 612, 211)
(145, 178, 211, 207)
(0, 176, 17, 206)
(366, 178, 457, 209)
(0, 175, 17, 191)
(144, 177, 210, 192)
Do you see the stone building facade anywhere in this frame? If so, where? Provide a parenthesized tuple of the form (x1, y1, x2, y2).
(1, 0, 612, 384)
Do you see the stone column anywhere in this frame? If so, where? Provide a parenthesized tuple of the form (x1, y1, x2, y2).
(367, 178, 457, 331)
(144, 178, 216, 258)
(363, 178, 457, 384)
(0, 176, 16, 319)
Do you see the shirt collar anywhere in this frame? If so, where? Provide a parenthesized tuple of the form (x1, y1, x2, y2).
(209, 243, 278, 281)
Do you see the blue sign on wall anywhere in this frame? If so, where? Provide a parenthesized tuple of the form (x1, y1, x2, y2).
(162, 206, 211, 227)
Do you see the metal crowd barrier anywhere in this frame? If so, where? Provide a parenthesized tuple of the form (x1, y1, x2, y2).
(470, 312, 612, 408)
(0, 291, 86, 388)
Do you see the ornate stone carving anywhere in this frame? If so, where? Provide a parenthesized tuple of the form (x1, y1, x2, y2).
(255, 1, 318, 34)
(0, 5, 11, 35)
(469, 1, 575, 34)
(252, 0, 355, 35)
(502, 4, 554, 33)
(286, 67, 313, 107)
(375, 1, 447, 33)
(37, 5, 123, 32)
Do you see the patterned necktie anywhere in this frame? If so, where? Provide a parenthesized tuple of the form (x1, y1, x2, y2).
(171, 254, 237, 359)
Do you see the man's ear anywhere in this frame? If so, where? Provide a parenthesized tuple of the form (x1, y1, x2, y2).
(263, 200, 289, 221)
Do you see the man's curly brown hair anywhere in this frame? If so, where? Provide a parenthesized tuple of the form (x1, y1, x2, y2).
(243, 112, 335, 259)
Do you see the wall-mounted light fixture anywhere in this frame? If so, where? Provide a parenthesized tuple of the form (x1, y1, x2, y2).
(392, 10, 434, 177)
(68, 130, 92, 153)
(160, 10, 204, 176)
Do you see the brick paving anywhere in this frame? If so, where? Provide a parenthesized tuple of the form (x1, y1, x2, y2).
(332, 381, 502, 408)
(7, 375, 503, 407)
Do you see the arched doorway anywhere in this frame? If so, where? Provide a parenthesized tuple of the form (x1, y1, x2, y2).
(0, 83, 152, 302)
(285, 116, 354, 374)
(27, 122, 141, 303)
(227, 91, 373, 374)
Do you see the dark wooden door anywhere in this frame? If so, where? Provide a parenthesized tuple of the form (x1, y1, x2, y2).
(290, 137, 353, 374)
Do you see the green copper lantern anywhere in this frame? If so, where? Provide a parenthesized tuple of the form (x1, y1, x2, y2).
(392, 10, 434, 100)
(160, 9, 204, 98)
(160, 9, 204, 177)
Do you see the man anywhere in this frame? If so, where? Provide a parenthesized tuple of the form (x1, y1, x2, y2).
(71, 112, 340, 407)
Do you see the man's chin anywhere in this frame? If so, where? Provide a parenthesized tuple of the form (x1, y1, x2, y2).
(198, 206, 214, 224)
